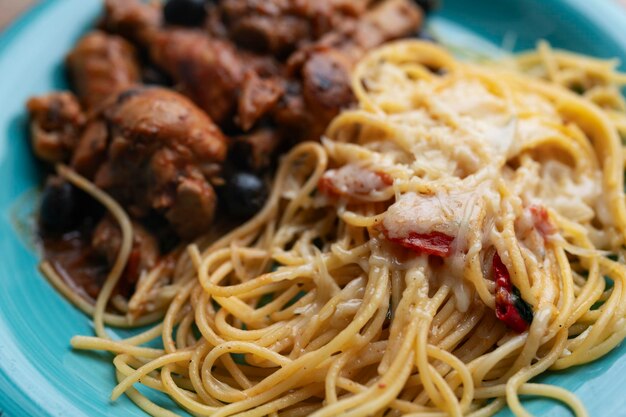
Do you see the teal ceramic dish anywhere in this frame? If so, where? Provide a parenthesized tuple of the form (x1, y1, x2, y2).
(1, 1, 626, 416)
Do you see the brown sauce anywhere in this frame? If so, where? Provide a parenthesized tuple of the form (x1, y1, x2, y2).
(42, 230, 108, 303)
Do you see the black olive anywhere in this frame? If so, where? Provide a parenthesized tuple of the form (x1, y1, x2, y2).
(229, 140, 257, 171)
(163, 0, 209, 27)
(219, 172, 268, 219)
(142, 65, 174, 87)
(39, 177, 79, 235)
(413, 0, 438, 14)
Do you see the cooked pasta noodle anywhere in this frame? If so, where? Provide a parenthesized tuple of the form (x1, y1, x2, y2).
(49, 40, 626, 416)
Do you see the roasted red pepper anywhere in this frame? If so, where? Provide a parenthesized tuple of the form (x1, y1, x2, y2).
(384, 230, 454, 257)
(493, 253, 533, 333)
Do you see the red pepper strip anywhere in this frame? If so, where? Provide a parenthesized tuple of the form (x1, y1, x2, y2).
(384, 231, 454, 257)
(493, 253, 533, 333)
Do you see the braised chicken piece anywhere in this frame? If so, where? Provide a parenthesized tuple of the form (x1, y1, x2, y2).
(71, 119, 109, 179)
(229, 14, 309, 57)
(328, 0, 425, 53)
(81, 87, 228, 240)
(286, 0, 423, 139)
(271, 79, 316, 141)
(67, 31, 141, 111)
(298, 49, 354, 134)
(230, 128, 283, 171)
(92, 214, 159, 292)
(151, 28, 287, 131)
(100, 0, 161, 46)
(238, 71, 284, 131)
(214, 0, 368, 57)
(150, 30, 244, 126)
(26, 92, 86, 164)
(96, 0, 421, 158)
(27, 0, 429, 304)
(223, 0, 422, 151)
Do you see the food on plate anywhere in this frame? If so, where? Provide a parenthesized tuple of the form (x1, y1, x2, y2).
(66, 30, 141, 110)
(55, 39, 626, 416)
(23, 0, 626, 415)
(28, 0, 425, 309)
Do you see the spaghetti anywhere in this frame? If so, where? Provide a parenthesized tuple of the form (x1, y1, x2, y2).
(49, 40, 626, 416)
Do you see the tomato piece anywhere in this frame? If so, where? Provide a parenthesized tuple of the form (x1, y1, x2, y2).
(376, 171, 394, 186)
(384, 230, 454, 257)
(529, 205, 556, 238)
(493, 253, 533, 333)
(317, 175, 342, 198)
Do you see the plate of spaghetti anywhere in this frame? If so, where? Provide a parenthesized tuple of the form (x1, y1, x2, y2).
(2, 0, 626, 416)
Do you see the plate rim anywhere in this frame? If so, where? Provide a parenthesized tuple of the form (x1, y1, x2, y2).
(0, 0, 57, 55)
(2, 1, 626, 416)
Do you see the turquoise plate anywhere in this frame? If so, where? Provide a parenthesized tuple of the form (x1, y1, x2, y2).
(2, 1, 626, 416)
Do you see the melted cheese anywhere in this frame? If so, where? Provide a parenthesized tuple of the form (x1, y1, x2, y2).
(383, 191, 468, 238)
(324, 164, 389, 195)
(325, 46, 622, 297)
(533, 160, 602, 224)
